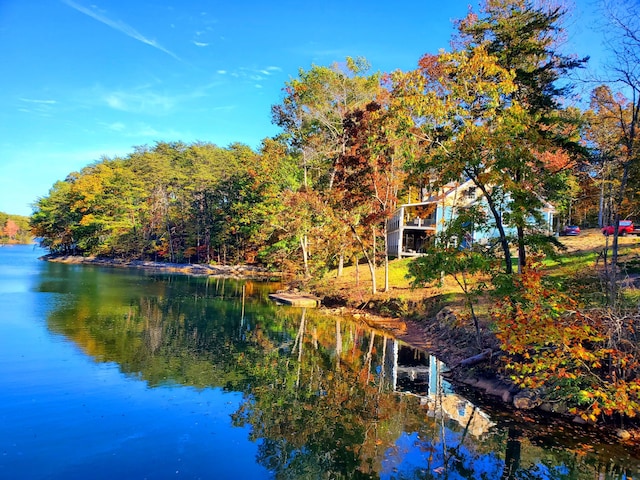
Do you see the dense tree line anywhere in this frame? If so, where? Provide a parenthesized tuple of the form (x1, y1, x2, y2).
(0, 212, 31, 244)
(31, 141, 299, 264)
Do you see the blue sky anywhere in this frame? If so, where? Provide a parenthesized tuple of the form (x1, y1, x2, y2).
(0, 0, 604, 216)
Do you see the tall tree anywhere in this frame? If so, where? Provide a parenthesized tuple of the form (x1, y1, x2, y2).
(589, 0, 640, 304)
(391, 46, 520, 273)
(272, 57, 380, 190)
(271, 58, 381, 276)
(333, 99, 406, 293)
(31, 179, 79, 254)
(456, 0, 587, 272)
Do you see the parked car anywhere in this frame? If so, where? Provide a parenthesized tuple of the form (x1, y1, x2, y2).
(561, 225, 581, 236)
(602, 220, 634, 236)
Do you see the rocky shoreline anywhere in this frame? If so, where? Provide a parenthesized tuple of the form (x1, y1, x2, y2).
(41, 254, 281, 280)
(325, 304, 640, 444)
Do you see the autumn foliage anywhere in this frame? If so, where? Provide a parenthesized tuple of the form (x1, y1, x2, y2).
(0, 213, 31, 244)
(493, 262, 640, 422)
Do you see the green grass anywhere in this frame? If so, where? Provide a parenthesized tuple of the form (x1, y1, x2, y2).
(385, 258, 415, 287)
(316, 240, 640, 316)
(542, 250, 600, 276)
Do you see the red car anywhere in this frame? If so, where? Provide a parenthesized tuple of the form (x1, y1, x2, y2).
(602, 220, 634, 236)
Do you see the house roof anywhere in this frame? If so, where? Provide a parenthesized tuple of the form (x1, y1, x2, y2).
(399, 180, 474, 208)
(399, 179, 556, 213)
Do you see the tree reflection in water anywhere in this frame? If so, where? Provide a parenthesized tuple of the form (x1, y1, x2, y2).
(41, 268, 640, 478)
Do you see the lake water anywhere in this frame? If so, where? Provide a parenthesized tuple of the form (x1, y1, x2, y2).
(1, 244, 639, 479)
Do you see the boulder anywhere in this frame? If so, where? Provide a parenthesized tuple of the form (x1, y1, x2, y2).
(513, 389, 543, 410)
(616, 429, 632, 441)
(436, 307, 457, 324)
(462, 376, 516, 403)
(539, 401, 569, 415)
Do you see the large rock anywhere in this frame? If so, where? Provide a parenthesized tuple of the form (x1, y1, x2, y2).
(539, 401, 569, 415)
(616, 429, 632, 441)
(513, 389, 542, 410)
(436, 307, 457, 324)
(463, 376, 516, 403)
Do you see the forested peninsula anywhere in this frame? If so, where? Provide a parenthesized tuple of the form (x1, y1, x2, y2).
(31, 1, 640, 434)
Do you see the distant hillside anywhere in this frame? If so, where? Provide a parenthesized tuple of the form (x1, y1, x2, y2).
(0, 212, 32, 244)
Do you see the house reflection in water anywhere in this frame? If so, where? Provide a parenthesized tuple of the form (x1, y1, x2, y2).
(384, 339, 495, 438)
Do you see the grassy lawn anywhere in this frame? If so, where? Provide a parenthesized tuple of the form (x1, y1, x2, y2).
(316, 229, 640, 316)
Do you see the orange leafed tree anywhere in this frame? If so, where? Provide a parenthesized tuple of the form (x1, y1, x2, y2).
(3, 219, 19, 239)
(493, 261, 640, 422)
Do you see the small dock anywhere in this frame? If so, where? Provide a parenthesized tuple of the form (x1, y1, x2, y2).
(268, 292, 321, 307)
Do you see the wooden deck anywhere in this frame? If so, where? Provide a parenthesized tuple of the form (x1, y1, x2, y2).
(268, 292, 320, 307)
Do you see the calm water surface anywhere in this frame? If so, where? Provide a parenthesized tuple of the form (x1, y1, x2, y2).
(1, 245, 638, 479)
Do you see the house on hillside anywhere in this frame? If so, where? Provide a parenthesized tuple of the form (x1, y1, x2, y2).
(387, 180, 555, 258)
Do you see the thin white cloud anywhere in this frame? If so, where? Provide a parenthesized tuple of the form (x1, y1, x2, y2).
(84, 120, 188, 141)
(61, 0, 181, 62)
(97, 81, 218, 115)
(103, 90, 176, 113)
(17, 97, 57, 117)
(193, 41, 209, 47)
(19, 98, 57, 104)
(114, 122, 186, 139)
(105, 122, 126, 132)
(241, 66, 282, 79)
(217, 70, 227, 75)
(105, 95, 127, 111)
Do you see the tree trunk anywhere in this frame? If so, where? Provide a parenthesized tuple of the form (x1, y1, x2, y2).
(368, 257, 377, 294)
(517, 225, 526, 274)
(350, 225, 376, 294)
(337, 252, 344, 278)
(456, 349, 492, 368)
(609, 160, 631, 306)
(166, 224, 175, 263)
(370, 226, 377, 294)
(475, 182, 513, 274)
(300, 234, 310, 278)
(598, 174, 605, 228)
(383, 222, 389, 292)
(335, 317, 342, 370)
